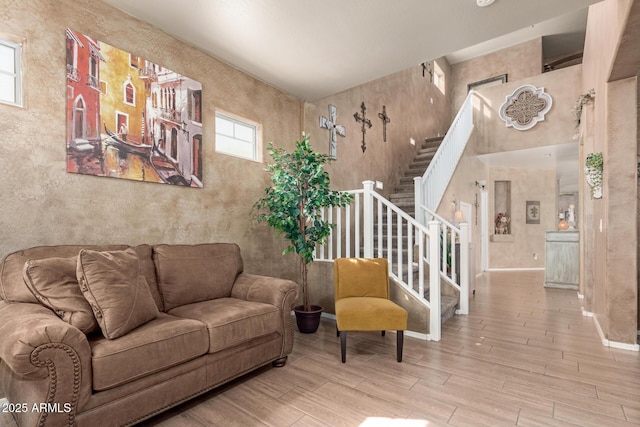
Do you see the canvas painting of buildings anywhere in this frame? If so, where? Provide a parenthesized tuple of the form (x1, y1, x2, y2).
(65, 28, 203, 187)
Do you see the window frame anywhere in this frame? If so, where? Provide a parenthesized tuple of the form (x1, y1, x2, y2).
(0, 36, 24, 108)
(215, 111, 262, 162)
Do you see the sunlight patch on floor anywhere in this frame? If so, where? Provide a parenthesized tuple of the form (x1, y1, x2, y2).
(360, 417, 430, 427)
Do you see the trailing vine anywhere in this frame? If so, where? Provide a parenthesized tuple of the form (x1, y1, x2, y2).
(571, 89, 595, 129)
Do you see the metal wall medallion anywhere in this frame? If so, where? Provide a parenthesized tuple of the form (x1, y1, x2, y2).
(498, 85, 553, 131)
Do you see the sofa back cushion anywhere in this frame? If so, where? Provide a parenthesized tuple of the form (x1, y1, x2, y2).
(0, 245, 129, 303)
(77, 248, 158, 339)
(0, 245, 163, 311)
(153, 243, 244, 311)
(23, 256, 99, 334)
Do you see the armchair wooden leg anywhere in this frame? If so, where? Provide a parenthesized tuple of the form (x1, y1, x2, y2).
(397, 331, 404, 362)
(381, 330, 385, 336)
(340, 331, 347, 363)
(336, 325, 339, 337)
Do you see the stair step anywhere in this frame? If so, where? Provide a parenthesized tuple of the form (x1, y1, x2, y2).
(441, 296, 458, 323)
(420, 136, 444, 148)
(390, 192, 414, 200)
(416, 148, 437, 158)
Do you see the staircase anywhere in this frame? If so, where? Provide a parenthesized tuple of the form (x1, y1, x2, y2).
(388, 136, 459, 324)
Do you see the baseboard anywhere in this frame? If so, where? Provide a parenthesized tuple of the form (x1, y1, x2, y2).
(407, 330, 428, 340)
(487, 267, 545, 271)
(321, 312, 336, 320)
(593, 315, 639, 351)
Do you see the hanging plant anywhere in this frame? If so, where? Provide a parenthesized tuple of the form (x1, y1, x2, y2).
(571, 89, 595, 130)
(585, 152, 603, 199)
(571, 89, 595, 142)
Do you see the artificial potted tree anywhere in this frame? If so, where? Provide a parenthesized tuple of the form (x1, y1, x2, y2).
(255, 133, 353, 333)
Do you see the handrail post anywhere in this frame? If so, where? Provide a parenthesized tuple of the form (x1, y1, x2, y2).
(414, 176, 423, 225)
(459, 222, 470, 315)
(428, 220, 441, 341)
(363, 180, 374, 258)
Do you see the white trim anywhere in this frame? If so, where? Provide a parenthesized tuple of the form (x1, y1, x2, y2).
(577, 292, 584, 299)
(321, 312, 335, 320)
(593, 315, 639, 351)
(582, 310, 593, 317)
(406, 330, 429, 340)
(487, 267, 545, 271)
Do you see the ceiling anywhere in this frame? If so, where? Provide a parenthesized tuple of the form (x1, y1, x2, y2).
(101, 0, 603, 101)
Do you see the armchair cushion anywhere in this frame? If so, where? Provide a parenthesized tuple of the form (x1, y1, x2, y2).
(153, 244, 243, 310)
(77, 248, 158, 339)
(335, 297, 407, 331)
(23, 256, 99, 334)
(334, 258, 389, 300)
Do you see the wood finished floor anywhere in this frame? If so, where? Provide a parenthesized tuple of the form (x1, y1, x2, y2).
(139, 270, 640, 426)
(2, 271, 638, 426)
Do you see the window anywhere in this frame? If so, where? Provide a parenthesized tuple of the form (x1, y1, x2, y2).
(433, 61, 445, 95)
(0, 37, 23, 107)
(215, 112, 261, 161)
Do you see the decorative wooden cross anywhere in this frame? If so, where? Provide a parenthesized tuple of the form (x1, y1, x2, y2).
(378, 105, 390, 142)
(353, 102, 372, 153)
(319, 104, 345, 160)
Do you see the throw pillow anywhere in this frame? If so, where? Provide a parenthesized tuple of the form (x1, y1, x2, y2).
(153, 243, 244, 310)
(77, 248, 158, 339)
(23, 256, 99, 334)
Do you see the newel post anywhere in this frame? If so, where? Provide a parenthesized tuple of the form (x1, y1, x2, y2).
(458, 222, 470, 315)
(428, 220, 441, 341)
(363, 180, 374, 258)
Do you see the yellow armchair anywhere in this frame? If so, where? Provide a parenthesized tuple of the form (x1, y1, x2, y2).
(334, 258, 408, 363)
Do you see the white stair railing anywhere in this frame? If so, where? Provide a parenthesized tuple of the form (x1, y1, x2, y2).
(415, 90, 475, 225)
(421, 208, 469, 315)
(315, 180, 442, 341)
(411, 90, 475, 317)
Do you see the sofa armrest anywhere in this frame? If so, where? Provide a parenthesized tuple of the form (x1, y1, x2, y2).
(231, 274, 298, 359)
(0, 300, 92, 426)
(231, 273, 298, 309)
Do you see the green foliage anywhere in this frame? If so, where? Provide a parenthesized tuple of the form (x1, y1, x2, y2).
(585, 152, 603, 170)
(254, 133, 353, 310)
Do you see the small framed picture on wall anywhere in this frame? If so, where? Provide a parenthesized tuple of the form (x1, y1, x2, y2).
(526, 201, 541, 224)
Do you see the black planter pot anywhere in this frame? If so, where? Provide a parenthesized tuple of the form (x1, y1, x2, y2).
(293, 305, 323, 334)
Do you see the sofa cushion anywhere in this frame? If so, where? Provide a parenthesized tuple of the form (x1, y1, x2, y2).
(168, 297, 280, 353)
(153, 244, 244, 311)
(89, 312, 208, 391)
(77, 248, 158, 339)
(131, 244, 164, 312)
(22, 256, 99, 334)
(0, 245, 129, 303)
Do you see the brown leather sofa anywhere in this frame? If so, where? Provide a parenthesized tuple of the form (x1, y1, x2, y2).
(0, 243, 298, 426)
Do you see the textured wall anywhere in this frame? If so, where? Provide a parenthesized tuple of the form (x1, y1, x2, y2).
(304, 58, 452, 198)
(0, 0, 304, 282)
(450, 38, 543, 113)
(487, 168, 556, 269)
(581, 0, 638, 345)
